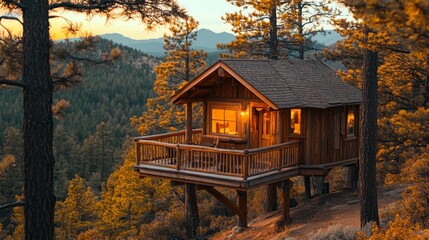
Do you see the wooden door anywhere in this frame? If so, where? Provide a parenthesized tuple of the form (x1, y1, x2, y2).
(260, 111, 271, 147)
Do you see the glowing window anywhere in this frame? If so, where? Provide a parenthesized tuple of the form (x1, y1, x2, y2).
(347, 112, 355, 136)
(211, 107, 238, 135)
(291, 109, 301, 135)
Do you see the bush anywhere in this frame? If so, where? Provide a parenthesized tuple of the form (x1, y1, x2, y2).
(309, 225, 358, 240)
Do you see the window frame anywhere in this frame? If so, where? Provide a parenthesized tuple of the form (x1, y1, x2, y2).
(208, 102, 241, 137)
(346, 110, 357, 138)
(290, 108, 302, 136)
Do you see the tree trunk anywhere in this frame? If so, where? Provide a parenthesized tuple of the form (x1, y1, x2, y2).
(304, 176, 311, 198)
(264, 184, 278, 212)
(347, 165, 359, 190)
(298, 1, 304, 60)
(269, 3, 278, 60)
(22, 0, 55, 239)
(265, 2, 279, 211)
(185, 183, 199, 238)
(359, 26, 379, 228)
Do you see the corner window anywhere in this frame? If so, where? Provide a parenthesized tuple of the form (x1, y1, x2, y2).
(347, 111, 355, 137)
(210, 104, 239, 136)
(291, 109, 301, 135)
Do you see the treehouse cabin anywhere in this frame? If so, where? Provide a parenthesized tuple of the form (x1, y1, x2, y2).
(134, 59, 361, 229)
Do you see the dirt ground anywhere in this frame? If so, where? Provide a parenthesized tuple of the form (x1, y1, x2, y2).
(210, 185, 405, 240)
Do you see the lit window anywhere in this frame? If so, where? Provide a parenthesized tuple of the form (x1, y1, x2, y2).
(211, 106, 238, 135)
(291, 109, 301, 135)
(347, 112, 355, 136)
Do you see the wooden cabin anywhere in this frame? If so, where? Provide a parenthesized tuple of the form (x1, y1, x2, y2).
(134, 59, 361, 231)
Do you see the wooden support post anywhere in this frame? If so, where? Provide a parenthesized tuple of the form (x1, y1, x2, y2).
(135, 141, 140, 165)
(264, 183, 278, 213)
(277, 110, 284, 144)
(347, 164, 359, 190)
(312, 176, 328, 196)
(185, 183, 199, 238)
(237, 190, 248, 228)
(281, 179, 292, 224)
(304, 176, 312, 199)
(185, 102, 193, 144)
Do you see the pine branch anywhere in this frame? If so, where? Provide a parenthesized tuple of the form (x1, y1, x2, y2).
(49, 1, 113, 11)
(0, 200, 25, 211)
(0, 15, 23, 25)
(2, 0, 25, 9)
(0, 79, 27, 88)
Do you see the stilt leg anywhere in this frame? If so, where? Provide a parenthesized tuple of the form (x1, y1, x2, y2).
(185, 183, 199, 238)
(237, 190, 248, 227)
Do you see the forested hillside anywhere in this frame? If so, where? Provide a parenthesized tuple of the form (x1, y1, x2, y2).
(0, 38, 158, 224)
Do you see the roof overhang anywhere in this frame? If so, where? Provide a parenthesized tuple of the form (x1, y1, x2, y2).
(170, 60, 279, 109)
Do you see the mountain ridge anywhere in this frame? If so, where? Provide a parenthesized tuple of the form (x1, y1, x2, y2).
(98, 28, 344, 57)
(100, 28, 236, 56)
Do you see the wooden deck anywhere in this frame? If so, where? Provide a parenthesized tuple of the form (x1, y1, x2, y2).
(134, 130, 357, 190)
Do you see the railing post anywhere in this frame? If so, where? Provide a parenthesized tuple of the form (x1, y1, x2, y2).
(135, 141, 140, 165)
(176, 144, 181, 171)
(243, 150, 248, 180)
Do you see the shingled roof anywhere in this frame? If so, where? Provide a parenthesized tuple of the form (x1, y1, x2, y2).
(171, 59, 361, 109)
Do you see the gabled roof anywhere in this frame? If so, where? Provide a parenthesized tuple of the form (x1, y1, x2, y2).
(171, 59, 361, 109)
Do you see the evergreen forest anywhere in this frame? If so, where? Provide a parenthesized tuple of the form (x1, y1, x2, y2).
(1, 0, 429, 239)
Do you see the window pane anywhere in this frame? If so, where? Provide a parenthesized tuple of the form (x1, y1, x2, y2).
(347, 112, 355, 136)
(226, 121, 237, 135)
(210, 106, 239, 136)
(212, 109, 224, 120)
(212, 120, 224, 133)
(225, 110, 237, 121)
(291, 109, 301, 134)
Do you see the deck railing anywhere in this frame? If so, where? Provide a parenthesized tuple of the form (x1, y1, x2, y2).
(134, 129, 202, 144)
(135, 131, 300, 180)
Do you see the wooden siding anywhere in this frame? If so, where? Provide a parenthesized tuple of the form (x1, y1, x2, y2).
(300, 106, 359, 165)
(211, 77, 260, 100)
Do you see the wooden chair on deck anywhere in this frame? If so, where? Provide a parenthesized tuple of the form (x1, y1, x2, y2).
(200, 135, 220, 148)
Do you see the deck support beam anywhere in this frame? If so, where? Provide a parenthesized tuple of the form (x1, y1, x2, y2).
(237, 190, 248, 227)
(281, 179, 292, 224)
(185, 183, 199, 238)
(201, 186, 248, 228)
(185, 102, 193, 144)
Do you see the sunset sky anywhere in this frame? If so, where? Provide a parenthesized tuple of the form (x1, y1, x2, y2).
(3, 0, 238, 40)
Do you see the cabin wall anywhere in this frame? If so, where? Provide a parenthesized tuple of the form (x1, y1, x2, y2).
(211, 77, 260, 100)
(302, 106, 359, 165)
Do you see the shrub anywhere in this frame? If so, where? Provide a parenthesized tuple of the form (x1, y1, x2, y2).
(309, 225, 358, 240)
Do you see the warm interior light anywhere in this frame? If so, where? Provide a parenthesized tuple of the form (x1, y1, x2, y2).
(211, 107, 238, 135)
(347, 112, 355, 136)
(291, 109, 301, 134)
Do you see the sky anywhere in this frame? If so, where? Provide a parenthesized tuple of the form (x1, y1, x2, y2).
(49, 0, 239, 40)
(2, 0, 238, 40)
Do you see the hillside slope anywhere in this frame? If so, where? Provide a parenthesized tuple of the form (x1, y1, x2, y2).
(211, 185, 405, 240)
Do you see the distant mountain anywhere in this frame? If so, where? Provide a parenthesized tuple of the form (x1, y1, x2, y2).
(100, 28, 236, 57)
(311, 30, 344, 46)
(100, 28, 343, 57)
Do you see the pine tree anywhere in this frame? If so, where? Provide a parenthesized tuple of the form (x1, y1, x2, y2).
(0, 127, 24, 204)
(324, 0, 429, 228)
(131, 17, 207, 135)
(219, 0, 333, 59)
(0, 1, 185, 238)
(55, 175, 99, 239)
(97, 150, 173, 239)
